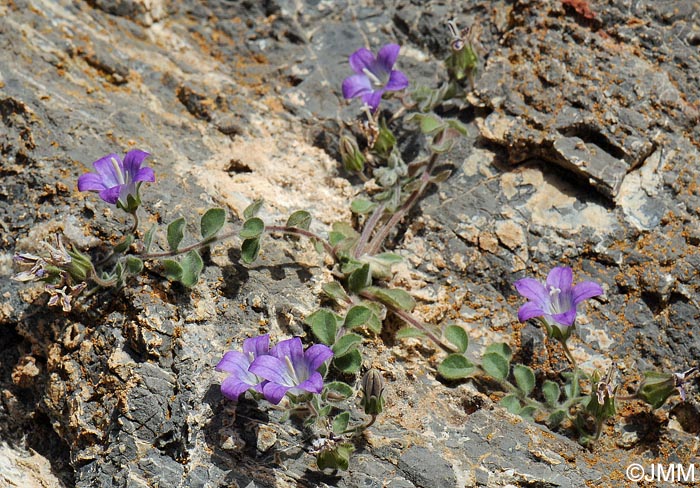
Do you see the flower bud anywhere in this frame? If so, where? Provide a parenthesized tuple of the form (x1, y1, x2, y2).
(66, 247, 94, 282)
(636, 371, 677, 409)
(339, 135, 365, 172)
(361, 369, 385, 416)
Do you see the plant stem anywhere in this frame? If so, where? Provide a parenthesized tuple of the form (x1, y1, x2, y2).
(140, 232, 236, 259)
(359, 289, 454, 353)
(265, 226, 337, 261)
(560, 339, 581, 399)
(129, 210, 139, 235)
(354, 203, 386, 258)
(365, 153, 438, 255)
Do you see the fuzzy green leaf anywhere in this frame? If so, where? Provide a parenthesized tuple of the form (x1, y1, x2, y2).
(243, 199, 263, 220)
(323, 382, 354, 401)
(125, 256, 143, 275)
(547, 409, 567, 428)
(162, 259, 183, 281)
(367, 287, 415, 312)
(321, 281, 350, 303)
(444, 325, 469, 353)
(333, 349, 362, 374)
(113, 235, 134, 254)
(240, 217, 264, 239)
(179, 250, 204, 287)
(200, 208, 226, 239)
(332, 411, 351, 435)
(482, 352, 510, 382)
(485, 342, 513, 362)
(344, 305, 372, 330)
(513, 364, 536, 397)
(286, 210, 312, 230)
(438, 354, 474, 380)
(240, 237, 261, 264)
(306, 309, 338, 345)
(499, 394, 521, 414)
(167, 217, 186, 252)
(350, 198, 376, 214)
(395, 327, 426, 339)
(332, 333, 363, 357)
(542, 380, 561, 407)
(143, 224, 157, 253)
(348, 263, 371, 293)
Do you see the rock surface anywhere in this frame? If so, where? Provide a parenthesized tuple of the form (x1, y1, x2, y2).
(2, 0, 700, 487)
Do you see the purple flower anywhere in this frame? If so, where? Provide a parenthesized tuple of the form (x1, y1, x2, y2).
(78, 149, 154, 211)
(515, 266, 603, 333)
(216, 334, 271, 401)
(249, 337, 333, 405)
(342, 43, 409, 112)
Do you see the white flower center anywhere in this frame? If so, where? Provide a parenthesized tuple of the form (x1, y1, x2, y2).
(111, 157, 126, 185)
(548, 286, 563, 314)
(284, 355, 300, 384)
(362, 67, 384, 87)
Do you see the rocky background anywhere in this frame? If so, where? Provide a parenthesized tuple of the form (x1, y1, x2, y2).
(1, 0, 700, 486)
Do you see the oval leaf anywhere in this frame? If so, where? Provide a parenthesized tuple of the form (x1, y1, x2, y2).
(240, 217, 264, 239)
(243, 199, 263, 220)
(324, 382, 354, 401)
(167, 217, 186, 252)
(332, 333, 363, 357)
(306, 309, 338, 345)
(367, 287, 415, 312)
(513, 364, 536, 397)
(322, 282, 350, 304)
(333, 349, 362, 374)
(344, 305, 372, 330)
(438, 354, 474, 380)
(201, 208, 226, 239)
(286, 210, 312, 230)
(162, 259, 183, 281)
(332, 412, 351, 435)
(180, 250, 204, 287)
(241, 237, 260, 264)
(348, 263, 371, 293)
(542, 380, 561, 407)
(484, 342, 513, 362)
(125, 256, 143, 275)
(482, 352, 509, 382)
(143, 224, 157, 253)
(350, 198, 376, 214)
(444, 325, 468, 353)
(499, 394, 521, 415)
(113, 235, 134, 254)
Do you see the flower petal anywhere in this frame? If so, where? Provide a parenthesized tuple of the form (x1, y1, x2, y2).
(551, 308, 577, 327)
(342, 74, 372, 100)
(249, 355, 289, 385)
(294, 372, 324, 395)
(349, 48, 375, 73)
(98, 186, 121, 204)
(385, 70, 409, 91)
(546, 266, 573, 293)
(243, 334, 270, 358)
(262, 382, 290, 405)
(77, 173, 107, 192)
(122, 149, 150, 176)
(220, 376, 253, 401)
(514, 278, 548, 306)
(304, 344, 333, 371)
(92, 154, 122, 187)
(518, 301, 545, 322)
(271, 337, 304, 366)
(376, 43, 401, 71)
(362, 90, 384, 111)
(215, 351, 250, 374)
(133, 166, 155, 184)
(572, 281, 603, 305)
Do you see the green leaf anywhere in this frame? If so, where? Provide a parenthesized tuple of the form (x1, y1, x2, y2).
(371, 252, 403, 265)
(306, 309, 338, 345)
(167, 217, 186, 252)
(395, 327, 426, 339)
(350, 198, 376, 214)
(241, 237, 260, 264)
(323, 382, 354, 401)
(332, 411, 351, 435)
(333, 349, 362, 374)
(430, 169, 452, 184)
(499, 394, 521, 414)
(200, 208, 226, 239)
(286, 210, 311, 230)
(482, 352, 510, 382)
(484, 342, 513, 362)
(179, 250, 204, 287)
(519, 406, 537, 419)
(542, 380, 561, 407)
(240, 217, 264, 239)
(113, 235, 134, 253)
(348, 263, 371, 293)
(332, 333, 363, 357)
(316, 442, 354, 471)
(420, 114, 445, 135)
(125, 256, 143, 274)
(143, 224, 156, 253)
(344, 305, 372, 330)
(367, 287, 415, 312)
(366, 311, 383, 334)
(444, 325, 469, 353)
(321, 281, 350, 304)
(243, 199, 263, 220)
(438, 354, 474, 379)
(513, 364, 536, 397)
(547, 410, 567, 428)
(162, 259, 183, 281)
